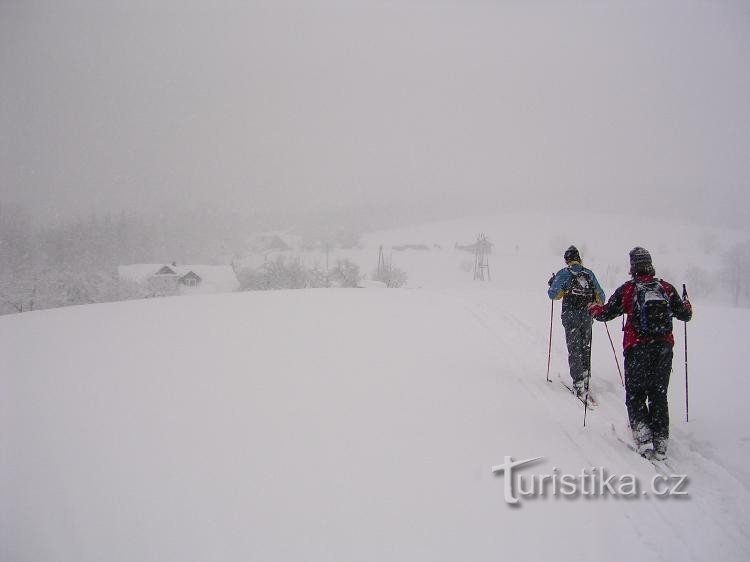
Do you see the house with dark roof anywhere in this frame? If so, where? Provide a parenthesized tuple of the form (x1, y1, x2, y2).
(118, 264, 239, 297)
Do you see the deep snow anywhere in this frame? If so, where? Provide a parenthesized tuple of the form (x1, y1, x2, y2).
(2, 213, 750, 561)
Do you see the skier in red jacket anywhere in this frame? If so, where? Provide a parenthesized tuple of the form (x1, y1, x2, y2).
(587, 247, 692, 460)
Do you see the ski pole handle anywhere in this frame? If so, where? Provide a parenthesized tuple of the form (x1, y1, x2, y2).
(682, 283, 688, 299)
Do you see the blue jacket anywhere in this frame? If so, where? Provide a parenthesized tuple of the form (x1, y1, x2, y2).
(548, 262, 605, 306)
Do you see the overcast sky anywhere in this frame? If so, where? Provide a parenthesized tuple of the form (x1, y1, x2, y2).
(1, 0, 749, 228)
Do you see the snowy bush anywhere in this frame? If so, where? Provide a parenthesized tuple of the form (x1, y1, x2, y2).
(237, 256, 307, 290)
(306, 263, 330, 288)
(329, 259, 361, 288)
(237, 256, 346, 290)
(268, 256, 308, 289)
(371, 265, 408, 288)
(236, 267, 269, 291)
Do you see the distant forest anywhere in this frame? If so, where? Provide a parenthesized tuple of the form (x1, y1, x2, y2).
(0, 204, 252, 314)
(0, 203, 368, 314)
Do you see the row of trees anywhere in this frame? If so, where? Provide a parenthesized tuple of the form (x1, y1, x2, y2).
(235, 251, 408, 291)
(237, 256, 362, 291)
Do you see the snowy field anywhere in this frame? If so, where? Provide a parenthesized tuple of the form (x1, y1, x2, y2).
(2, 212, 750, 561)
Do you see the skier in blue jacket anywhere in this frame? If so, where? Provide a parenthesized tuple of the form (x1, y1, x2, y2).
(548, 246, 605, 396)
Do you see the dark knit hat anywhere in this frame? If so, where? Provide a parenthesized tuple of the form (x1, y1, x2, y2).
(564, 245, 581, 264)
(629, 247, 654, 275)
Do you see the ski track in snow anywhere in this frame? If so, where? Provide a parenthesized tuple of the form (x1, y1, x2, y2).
(435, 286, 750, 561)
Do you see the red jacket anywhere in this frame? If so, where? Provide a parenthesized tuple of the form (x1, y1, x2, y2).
(589, 274, 692, 351)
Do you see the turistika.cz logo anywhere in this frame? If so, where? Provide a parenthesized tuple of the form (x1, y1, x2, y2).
(491, 456, 689, 505)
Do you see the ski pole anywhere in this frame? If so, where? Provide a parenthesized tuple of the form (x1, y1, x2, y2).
(683, 284, 689, 423)
(546, 299, 554, 382)
(583, 325, 593, 427)
(583, 376, 590, 427)
(603, 322, 624, 387)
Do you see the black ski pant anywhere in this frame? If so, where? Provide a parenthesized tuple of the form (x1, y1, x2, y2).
(561, 309, 592, 386)
(624, 341, 673, 446)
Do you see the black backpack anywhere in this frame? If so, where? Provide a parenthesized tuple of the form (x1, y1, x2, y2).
(565, 267, 594, 307)
(633, 280, 673, 337)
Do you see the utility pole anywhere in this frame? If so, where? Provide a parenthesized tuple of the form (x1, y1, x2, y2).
(473, 233, 491, 281)
(377, 245, 392, 287)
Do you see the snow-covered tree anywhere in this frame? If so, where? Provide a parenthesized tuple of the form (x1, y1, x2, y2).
(722, 239, 750, 306)
(238, 256, 314, 290)
(330, 259, 361, 288)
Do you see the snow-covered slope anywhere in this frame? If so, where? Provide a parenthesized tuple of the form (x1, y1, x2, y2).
(2, 266, 749, 560)
(360, 211, 740, 294)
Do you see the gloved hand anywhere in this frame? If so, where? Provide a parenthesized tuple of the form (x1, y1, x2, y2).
(587, 302, 603, 317)
(683, 298, 692, 314)
(548, 273, 555, 287)
(682, 284, 692, 312)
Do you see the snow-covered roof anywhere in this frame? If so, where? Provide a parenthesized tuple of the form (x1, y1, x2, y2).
(118, 264, 239, 293)
(174, 265, 239, 293)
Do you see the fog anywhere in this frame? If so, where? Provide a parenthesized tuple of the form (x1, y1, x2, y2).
(5, 4, 750, 558)
(1, 0, 750, 229)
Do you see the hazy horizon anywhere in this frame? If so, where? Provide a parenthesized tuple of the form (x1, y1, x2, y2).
(2, 0, 750, 230)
